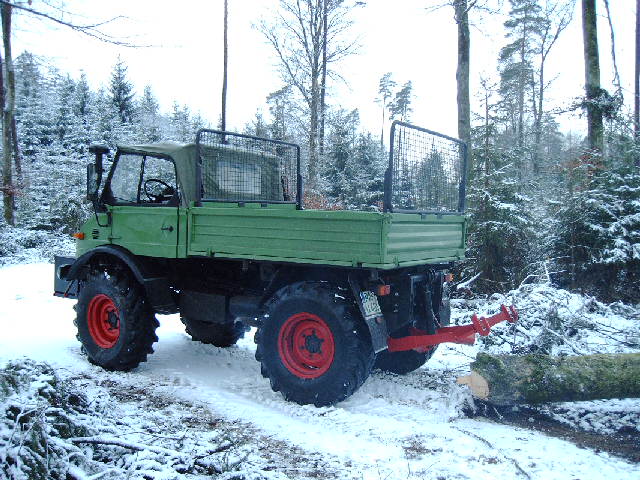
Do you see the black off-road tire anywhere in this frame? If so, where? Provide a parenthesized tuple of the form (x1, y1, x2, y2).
(255, 282, 375, 407)
(181, 317, 246, 347)
(74, 269, 159, 371)
(374, 288, 451, 375)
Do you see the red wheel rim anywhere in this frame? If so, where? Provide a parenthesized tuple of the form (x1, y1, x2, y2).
(278, 312, 335, 379)
(87, 294, 120, 348)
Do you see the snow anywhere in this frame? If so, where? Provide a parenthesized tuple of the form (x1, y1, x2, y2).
(1, 263, 639, 479)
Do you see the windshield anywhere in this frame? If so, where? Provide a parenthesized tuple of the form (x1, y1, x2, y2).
(107, 153, 178, 205)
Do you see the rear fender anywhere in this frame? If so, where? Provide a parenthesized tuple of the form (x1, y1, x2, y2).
(261, 266, 389, 353)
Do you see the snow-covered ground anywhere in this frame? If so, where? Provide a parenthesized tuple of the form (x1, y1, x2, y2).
(1, 262, 639, 479)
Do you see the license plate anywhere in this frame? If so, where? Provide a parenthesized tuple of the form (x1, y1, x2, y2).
(360, 291, 382, 319)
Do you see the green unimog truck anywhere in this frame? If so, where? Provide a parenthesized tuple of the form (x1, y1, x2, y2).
(54, 121, 510, 407)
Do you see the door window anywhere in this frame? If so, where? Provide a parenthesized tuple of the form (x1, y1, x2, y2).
(140, 156, 178, 204)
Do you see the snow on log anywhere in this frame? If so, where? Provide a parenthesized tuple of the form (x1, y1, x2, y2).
(457, 352, 640, 406)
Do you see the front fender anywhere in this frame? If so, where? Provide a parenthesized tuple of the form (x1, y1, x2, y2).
(65, 245, 177, 314)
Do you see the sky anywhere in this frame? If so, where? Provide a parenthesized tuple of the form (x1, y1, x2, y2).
(11, 0, 637, 141)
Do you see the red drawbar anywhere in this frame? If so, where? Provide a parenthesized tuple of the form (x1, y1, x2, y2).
(387, 305, 518, 353)
(278, 312, 335, 379)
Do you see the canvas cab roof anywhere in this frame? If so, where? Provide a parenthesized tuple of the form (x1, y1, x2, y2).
(115, 140, 294, 206)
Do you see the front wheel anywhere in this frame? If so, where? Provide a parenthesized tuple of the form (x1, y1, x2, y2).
(75, 269, 159, 371)
(255, 282, 374, 407)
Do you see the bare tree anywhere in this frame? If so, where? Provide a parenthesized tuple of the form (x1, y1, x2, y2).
(581, 0, 603, 153)
(221, 0, 228, 132)
(453, 0, 472, 154)
(531, 0, 573, 174)
(259, 0, 357, 190)
(602, 0, 621, 98)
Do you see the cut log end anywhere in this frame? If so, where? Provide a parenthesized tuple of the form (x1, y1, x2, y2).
(457, 372, 490, 400)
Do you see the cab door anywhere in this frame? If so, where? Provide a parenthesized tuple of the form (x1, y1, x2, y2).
(106, 152, 180, 258)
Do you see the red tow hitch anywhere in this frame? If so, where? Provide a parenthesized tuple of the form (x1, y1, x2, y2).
(387, 305, 518, 353)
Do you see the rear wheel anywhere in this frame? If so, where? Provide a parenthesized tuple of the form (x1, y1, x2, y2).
(181, 317, 245, 347)
(255, 282, 374, 406)
(75, 269, 158, 371)
(374, 284, 451, 375)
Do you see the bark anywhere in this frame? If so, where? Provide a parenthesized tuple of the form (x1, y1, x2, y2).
(308, 64, 319, 190)
(635, 0, 640, 167)
(458, 352, 640, 406)
(10, 114, 20, 181)
(582, 0, 603, 153)
(454, 0, 471, 172)
(319, 0, 327, 155)
(221, 0, 228, 132)
(603, 0, 621, 96)
(1, 3, 15, 225)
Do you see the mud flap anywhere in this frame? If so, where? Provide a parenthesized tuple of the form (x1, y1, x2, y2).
(54, 255, 78, 299)
(348, 276, 388, 353)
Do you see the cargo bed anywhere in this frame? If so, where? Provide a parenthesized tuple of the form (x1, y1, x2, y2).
(187, 203, 466, 268)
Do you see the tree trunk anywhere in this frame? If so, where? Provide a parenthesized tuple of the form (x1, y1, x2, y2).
(635, 0, 640, 167)
(1, 3, 15, 225)
(221, 0, 228, 132)
(458, 352, 640, 406)
(582, 0, 603, 154)
(454, 0, 471, 166)
(308, 72, 319, 190)
(319, 0, 327, 156)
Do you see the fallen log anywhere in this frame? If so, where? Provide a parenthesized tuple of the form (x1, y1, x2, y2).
(457, 352, 640, 406)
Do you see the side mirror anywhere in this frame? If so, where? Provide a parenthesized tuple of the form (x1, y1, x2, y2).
(86, 163, 99, 201)
(87, 143, 108, 204)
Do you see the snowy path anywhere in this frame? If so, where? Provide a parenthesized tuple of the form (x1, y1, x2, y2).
(1, 263, 638, 479)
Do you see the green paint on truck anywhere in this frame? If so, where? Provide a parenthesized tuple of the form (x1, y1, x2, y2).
(56, 124, 470, 407)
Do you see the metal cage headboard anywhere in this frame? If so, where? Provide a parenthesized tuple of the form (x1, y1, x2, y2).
(384, 121, 467, 214)
(196, 129, 302, 208)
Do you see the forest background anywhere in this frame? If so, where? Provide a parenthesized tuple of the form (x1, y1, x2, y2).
(0, 0, 638, 305)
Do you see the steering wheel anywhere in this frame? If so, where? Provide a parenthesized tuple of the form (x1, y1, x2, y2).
(143, 178, 174, 202)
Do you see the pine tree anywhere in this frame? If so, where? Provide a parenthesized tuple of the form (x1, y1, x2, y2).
(376, 72, 396, 146)
(54, 74, 76, 144)
(109, 56, 135, 124)
(499, 0, 545, 150)
(14, 52, 47, 155)
(191, 111, 206, 135)
(266, 85, 297, 143)
(322, 109, 360, 206)
(389, 81, 413, 122)
(91, 88, 123, 146)
(74, 72, 91, 118)
(169, 102, 192, 142)
(138, 85, 161, 142)
(353, 132, 386, 208)
(550, 163, 640, 303)
(463, 78, 533, 292)
(245, 110, 269, 138)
